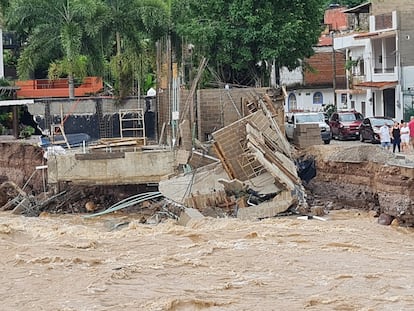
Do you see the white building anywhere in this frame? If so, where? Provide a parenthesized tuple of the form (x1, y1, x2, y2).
(335, 1, 414, 121)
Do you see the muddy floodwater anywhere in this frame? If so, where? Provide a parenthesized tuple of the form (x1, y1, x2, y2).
(1, 210, 414, 311)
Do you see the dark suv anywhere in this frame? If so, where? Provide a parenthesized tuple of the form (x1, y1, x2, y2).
(329, 110, 364, 140)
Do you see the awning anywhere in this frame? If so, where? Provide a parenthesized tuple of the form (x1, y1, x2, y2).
(342, 2, 371, 14)
(335, 89, 366, 94)
(353, 81, 397, 90)
(0, 99, 34, 107)
(354, 30, 396, 40)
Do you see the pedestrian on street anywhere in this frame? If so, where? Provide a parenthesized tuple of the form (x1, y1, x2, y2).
(400, 120, 410, 152)
(380, 123, 391, 151)
(392, 121, 401, 153)
(408, 116, 414, 151)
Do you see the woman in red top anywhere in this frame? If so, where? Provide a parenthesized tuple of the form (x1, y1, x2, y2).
(409, 116, 414, 151)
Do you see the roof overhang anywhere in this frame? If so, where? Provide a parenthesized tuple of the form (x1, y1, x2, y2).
(0, 99, 35, 107)
(353, 81, 397, 90)
(343, 2, 371, 14)
(355, 30, 396, 40)
(335, 89, 366, 94)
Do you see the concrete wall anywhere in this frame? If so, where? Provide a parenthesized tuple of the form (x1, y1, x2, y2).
(157, 87, 268, 144)
(26, 97, 148, 140)
(399, 11, 414, 67)
(47, 149, 176, 185)
(371, 0, 414, 16)
(25, 88, 270, 144)
(196, 88, 267, 141)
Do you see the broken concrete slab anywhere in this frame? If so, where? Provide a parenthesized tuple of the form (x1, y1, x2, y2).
(236, 190, 295, 220)
(178, 208, 204, 226)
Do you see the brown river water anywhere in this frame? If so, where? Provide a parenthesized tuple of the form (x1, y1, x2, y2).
(1, 209, 414, 311)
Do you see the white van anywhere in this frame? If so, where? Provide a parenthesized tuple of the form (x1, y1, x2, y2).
(285, 112, 331, 144)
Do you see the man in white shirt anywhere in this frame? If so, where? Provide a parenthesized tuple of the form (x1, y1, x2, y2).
(380, 123, 391, 150)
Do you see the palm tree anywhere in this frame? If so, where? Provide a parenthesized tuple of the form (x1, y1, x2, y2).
(7, 0, 107, 98)
(102, 0, 168, 100)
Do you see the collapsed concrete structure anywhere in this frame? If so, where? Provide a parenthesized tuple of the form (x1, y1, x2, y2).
(159, 89, 307, 220)
(1, 84, 414, 226)
(1, 86, 307, 221)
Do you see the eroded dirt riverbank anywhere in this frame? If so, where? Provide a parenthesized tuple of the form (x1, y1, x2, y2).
(1, 209, 414, 311)
(1, 140, 414, 310)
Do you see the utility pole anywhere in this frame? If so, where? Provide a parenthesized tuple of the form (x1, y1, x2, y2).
(331, 31, 337, 107)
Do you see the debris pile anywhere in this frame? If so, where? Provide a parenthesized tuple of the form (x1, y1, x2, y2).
(159, 89, 308, 220)
(0, 183, 183, 223)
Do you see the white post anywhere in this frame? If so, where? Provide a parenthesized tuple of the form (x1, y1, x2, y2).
(0, 28, 4, 78)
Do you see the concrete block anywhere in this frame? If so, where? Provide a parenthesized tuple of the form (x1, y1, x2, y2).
(236, 190, 294, 220)
(237, 196, 292, 220)
(178, 208, 204, 226)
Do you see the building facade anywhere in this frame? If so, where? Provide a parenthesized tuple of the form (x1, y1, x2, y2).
(335, 0, 414, 121)
(281, 5, 348, 113)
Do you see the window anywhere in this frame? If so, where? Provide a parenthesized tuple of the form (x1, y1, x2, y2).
(288, 93, 297, 110)
(313, 92, 323, 105)
(359, 60, 365, 76)
(361, 101, 366, 116)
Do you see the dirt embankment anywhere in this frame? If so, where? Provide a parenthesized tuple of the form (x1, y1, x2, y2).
(302, 144, 414, 226)
(0, 142, 45, 193)
(0, 141, 173, 219)
(1, 141, 414, 226)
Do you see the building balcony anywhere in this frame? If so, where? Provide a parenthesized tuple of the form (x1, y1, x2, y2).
(15, 77, 103, 98)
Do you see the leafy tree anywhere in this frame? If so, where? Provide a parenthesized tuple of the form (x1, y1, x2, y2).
(173, 0, 327, 86)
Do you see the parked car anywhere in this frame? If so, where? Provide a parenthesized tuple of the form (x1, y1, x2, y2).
(359, 116, 395, 143)
(329, 110, 364, 140)
(285, 112, 331, 144)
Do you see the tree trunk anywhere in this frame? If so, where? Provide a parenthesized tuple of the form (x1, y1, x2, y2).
(68, 74, 75, 99)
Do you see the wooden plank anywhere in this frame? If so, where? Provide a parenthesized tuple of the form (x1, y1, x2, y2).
(89, 139, 145, 149)
(212, 142, 236, 179)
(158, 122, 166, 145)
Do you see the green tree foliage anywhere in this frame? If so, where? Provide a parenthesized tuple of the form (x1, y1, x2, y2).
(173, 0, 327, 86)
(103, 0, 168, 101)
(6, 0, 107, 97)
(5, 0, 168, 100)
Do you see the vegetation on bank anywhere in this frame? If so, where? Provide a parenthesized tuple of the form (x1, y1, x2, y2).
(0, 0, 366, 98)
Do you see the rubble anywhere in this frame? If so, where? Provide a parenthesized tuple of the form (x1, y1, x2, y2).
(1, 87, 414, 227)
(159, 89, 307, 220)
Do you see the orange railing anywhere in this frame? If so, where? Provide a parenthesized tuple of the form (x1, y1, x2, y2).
(16, 76, 103, 98)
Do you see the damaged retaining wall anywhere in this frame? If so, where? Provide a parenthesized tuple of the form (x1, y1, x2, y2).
(305, 145, 414, 225)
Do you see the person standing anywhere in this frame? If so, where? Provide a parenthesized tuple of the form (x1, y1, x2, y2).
(400, 120, 410, 152)
(380, 123, 391, 151)
(408, 116, 414, 151)
(392, 121, 401, 153)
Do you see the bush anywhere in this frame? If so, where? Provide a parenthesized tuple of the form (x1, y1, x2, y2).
(19, 125, 35, 139)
